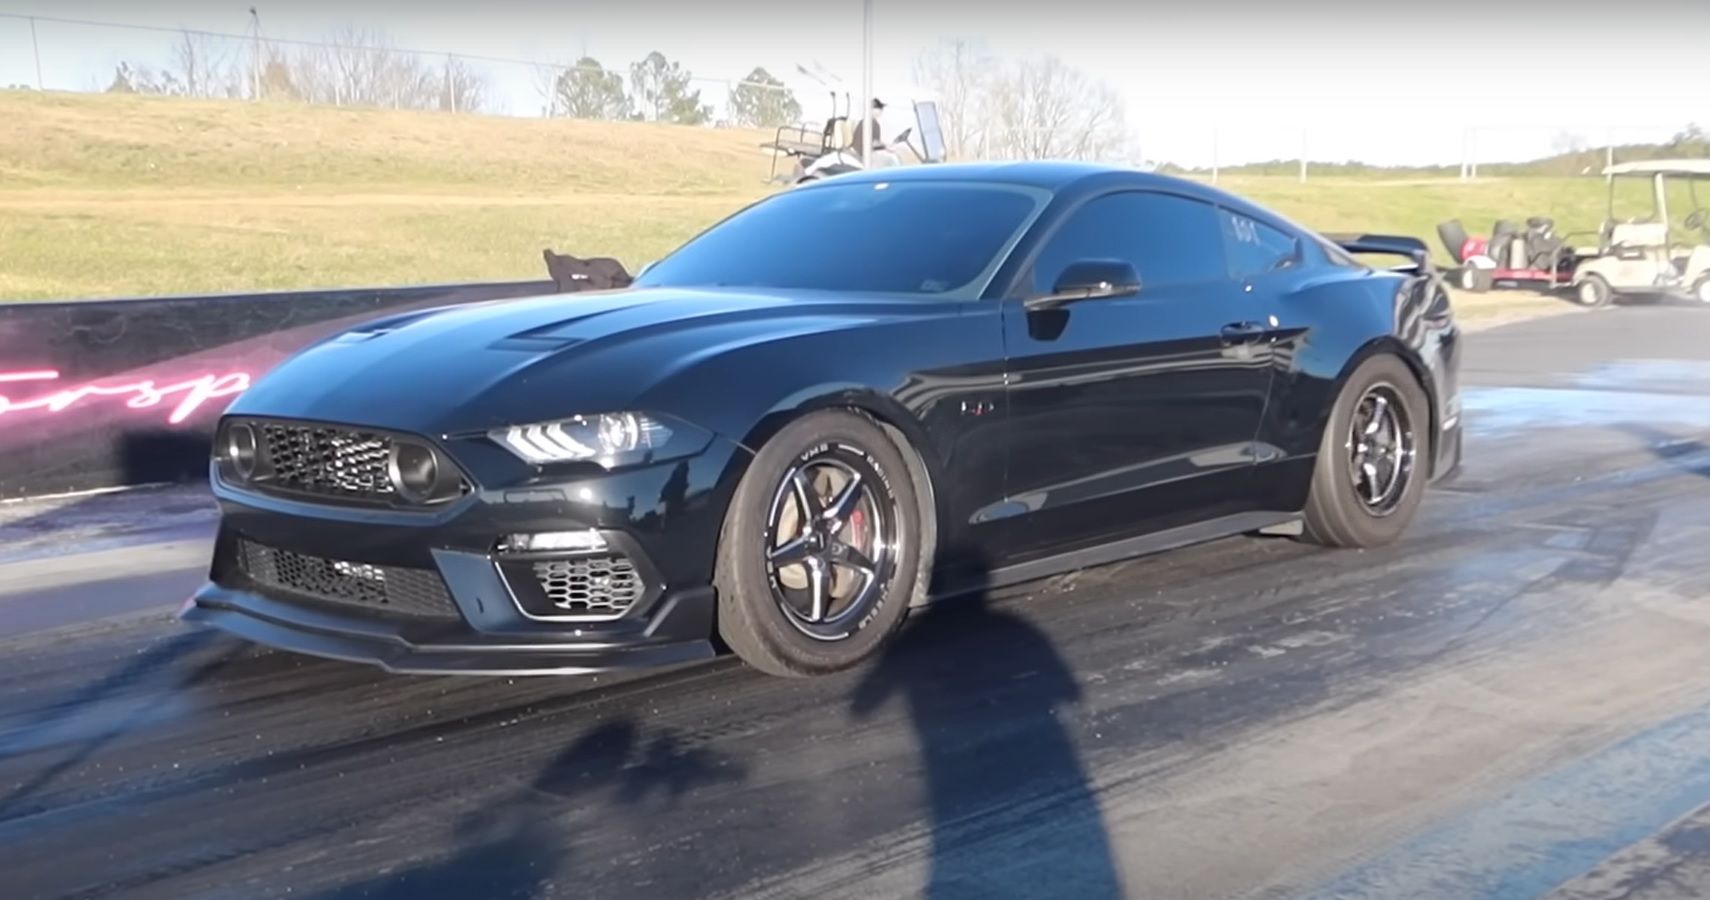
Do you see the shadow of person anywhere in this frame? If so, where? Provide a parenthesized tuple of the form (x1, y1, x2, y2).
(851, 567, 1122, 900)
(317, 719, 746, 900)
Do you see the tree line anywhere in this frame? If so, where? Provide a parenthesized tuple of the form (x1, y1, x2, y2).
(102, 26, 804, 128)
(538, 54, 801, 128)
(911, 38, 1134, 163)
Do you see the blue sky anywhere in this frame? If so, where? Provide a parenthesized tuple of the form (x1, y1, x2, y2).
(1, 0, 1706, 166)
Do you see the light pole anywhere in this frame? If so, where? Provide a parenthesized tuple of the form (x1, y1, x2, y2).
(28, 16, 42, 91)
(249, 7, 262, 101)
(860, 0, 873, 168)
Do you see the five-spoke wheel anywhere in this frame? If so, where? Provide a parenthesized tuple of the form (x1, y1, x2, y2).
(1303, 355, 1431, 548)
(714, 410, 930, 676)
(765, 449, 896, 640)
(1346, 385, 1416, 518)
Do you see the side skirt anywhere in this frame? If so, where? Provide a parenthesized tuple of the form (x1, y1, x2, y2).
(922, 510, 1302, 605)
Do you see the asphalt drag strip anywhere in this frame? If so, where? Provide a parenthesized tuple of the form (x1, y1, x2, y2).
(1, 304, 1709, 900)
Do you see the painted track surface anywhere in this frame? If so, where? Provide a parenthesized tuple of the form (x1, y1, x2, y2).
(3, 305, 1710, 900)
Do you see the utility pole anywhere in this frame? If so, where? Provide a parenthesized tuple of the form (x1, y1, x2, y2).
(248, 7, 262, 101)
(860, 0, 873, 168)
(446, 54, 455, 113)
(1299, 128, 1308, 184)
(1211, 126, 1219, 184)
(28, 17, 42, 91)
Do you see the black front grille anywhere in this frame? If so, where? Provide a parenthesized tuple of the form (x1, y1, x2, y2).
(258, 422, 395, 501)
(531, 555, 644, 619)
(239, 540, 459, 620)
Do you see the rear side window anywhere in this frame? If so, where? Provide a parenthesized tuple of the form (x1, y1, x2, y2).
(1220, 209, 1299, 278)
(1030, 192, 1226, 294)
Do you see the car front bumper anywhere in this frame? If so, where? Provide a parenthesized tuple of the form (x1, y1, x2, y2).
(180, 437, 747, 675)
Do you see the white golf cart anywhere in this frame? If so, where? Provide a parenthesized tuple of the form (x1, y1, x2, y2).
(1572, 159, 1710, 307)
(761, 96, 947, 185)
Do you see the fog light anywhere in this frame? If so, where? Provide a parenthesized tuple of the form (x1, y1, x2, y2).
(499, 530, 607, 553)
(226, 422, 258, 480)
(389, 441, 439, 502)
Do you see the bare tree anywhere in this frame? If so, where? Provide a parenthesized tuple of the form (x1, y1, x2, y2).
(980, 55, 1131, 163)
(1551, 130, 1590, 156)
(289, 26, 439, 110)
(168, 29, 240, 99)
(440, 56, 487, 113)
(911, 39, 991, 160)
(532, 61, 562, 117)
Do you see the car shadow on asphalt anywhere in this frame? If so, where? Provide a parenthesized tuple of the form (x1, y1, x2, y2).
(314, 719, 748, 900)
(850, 557, 1123, 900)
(0, 629, 241, 820)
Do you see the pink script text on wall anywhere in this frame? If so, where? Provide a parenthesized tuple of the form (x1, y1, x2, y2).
(0, 369, 253, 425)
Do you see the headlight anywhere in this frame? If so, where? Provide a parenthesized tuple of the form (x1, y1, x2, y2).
(491, 412, 694, 468)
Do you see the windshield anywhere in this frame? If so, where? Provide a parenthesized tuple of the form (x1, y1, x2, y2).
(635, 180, 1045, 297)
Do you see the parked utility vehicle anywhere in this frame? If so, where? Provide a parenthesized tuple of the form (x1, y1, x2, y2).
(1572, 160, 1710, 307)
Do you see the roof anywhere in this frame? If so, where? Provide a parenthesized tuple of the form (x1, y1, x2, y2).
(827, 160, 1167, 190)
(1602, 159, 1710, 177)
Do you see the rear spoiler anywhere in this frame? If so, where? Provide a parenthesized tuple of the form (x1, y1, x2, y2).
(1322, 233, 1435, 273)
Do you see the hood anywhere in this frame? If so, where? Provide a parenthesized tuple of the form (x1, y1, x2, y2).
(227, 286, 962, 435)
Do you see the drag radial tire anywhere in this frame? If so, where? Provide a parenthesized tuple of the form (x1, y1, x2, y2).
(714, 410, 927, 677)
(1301, 354, 1433, 549)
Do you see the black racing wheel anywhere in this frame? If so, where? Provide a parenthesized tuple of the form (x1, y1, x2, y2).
(714, 410, 932, 676)
(1302, 355, 1432, 548)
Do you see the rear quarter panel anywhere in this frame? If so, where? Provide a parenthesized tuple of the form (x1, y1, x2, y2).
(1265, 264, 1461, 476)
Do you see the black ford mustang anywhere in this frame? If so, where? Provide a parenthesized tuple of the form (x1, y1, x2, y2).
(182, 162, 1462, 678)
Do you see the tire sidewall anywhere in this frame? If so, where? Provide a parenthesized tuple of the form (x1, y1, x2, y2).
(1310, 355, 1433, 547)
(715, 411, 924, 676)
(1579, 276, 1612, 308)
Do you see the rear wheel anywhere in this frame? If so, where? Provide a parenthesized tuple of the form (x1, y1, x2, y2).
(1302, 355, 1432, 548)
(714, 410, 928, 677)
(1577, 275, 1613, 308)
(1694, 276, 1710, 304)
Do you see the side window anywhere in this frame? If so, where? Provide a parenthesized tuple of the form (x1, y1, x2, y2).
(1219, 209, 1299, 278)
(1031, 192, 1226, 295)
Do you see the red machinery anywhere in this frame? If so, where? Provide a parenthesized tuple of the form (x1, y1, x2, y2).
(1438, 218, 1577, 292)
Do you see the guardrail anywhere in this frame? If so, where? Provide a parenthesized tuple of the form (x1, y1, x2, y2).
(0, 280, 553, 499)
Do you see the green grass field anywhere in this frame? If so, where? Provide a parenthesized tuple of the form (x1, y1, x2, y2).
(0, 89, 1611, 328)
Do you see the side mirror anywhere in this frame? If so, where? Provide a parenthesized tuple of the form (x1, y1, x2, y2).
(892, 127, 913, 146)
(1026, 259, 1140, 310)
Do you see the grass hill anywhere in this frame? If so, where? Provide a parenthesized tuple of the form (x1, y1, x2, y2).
(1, 90, 774, 300)
(0, 89, 1683, 314)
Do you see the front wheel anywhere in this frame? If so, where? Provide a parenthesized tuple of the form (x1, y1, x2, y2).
(1301, 355, 1432, 548)
(1694, 276, 1710, 304)
(1577, 275, 1614, 308)
(1458, 266, 1492, 293)
(714, 410, 929, 677)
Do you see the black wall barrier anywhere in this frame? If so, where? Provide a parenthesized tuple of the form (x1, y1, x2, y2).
(0, 280, 554, 499)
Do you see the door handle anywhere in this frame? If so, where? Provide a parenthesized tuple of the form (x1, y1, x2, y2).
(1220, 321, 1266, 345)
